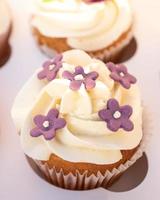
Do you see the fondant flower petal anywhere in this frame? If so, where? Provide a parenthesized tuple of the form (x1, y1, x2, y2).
(34, 115, 45, 127)
(56, 61, 63, 69)
(84, 0, 105, 3)
(30, 127, 42, 137)
(120, 105, 133, 118)
(62, 71, 74, 81)
(84, 78, 96, 90)
(121, 119, 134, 131)
(70, 80, 82, 91)
(107, 99, 119, 112)
(47, 70, 57, 81)
(43, 60, 51, 68)
(44, 129, 56, 140)
(110, 72, 121, 81)
(117, 64, 128, 74)
(121, 78, 131, 89)
(37, 70, 47, 80)
(48, 109, 59, 119)
(99, 109, 112, 121)
(128, 74, 137, 84)
(86, 71, 99, 80)
(106, 62, 115, 72)
(75, 66, 85, 75)
(107, 119, 121, 132)
(54, 118, 66, 130)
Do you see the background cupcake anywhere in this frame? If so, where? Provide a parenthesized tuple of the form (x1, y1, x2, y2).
(0, 0, 11, 67)
(31, 0, 133, 62)
(11, 50, 144, 190)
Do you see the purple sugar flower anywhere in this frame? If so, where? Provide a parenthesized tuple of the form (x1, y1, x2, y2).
(37, 54, 63, 81)
(98, 99, 134, 132)
(62, 66, 99, 91)
(84, 0, 104, 3)
(106, 62, 137, 89)
(30, 109, 66, 140)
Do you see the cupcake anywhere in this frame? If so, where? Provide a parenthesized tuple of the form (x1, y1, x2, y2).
(31, 0, 133, 62)
(11, 50, 144, 190)
(0, 0, 11, 66)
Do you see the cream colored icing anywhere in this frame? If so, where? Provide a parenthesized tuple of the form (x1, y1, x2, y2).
(11, 50, 142, 164)
(31, 0, 133, 51)
(0, 0, 11, 35)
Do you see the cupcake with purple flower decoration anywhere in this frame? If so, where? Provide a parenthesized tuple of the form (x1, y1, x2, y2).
(11, 50, 144, 190)
(31, 0, 134, 61)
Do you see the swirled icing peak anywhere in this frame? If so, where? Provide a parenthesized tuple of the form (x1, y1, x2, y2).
(11, 50, 142, 164)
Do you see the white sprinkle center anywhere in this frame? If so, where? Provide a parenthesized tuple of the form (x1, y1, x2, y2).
(49, 64, 55, 71)
(113, 111, 121, 119)
(120, 72, 125, 77)
(74, 74, 84, 81)
(43, 121, 50, 128)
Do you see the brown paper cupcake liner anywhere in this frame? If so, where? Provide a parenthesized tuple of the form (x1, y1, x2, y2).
(33, 27, 133, 62)
(88, 29, 134, 62)
(33, 125, 149, 190)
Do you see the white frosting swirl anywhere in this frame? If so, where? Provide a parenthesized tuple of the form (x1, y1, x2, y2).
(11, 50, 142, 164)
(31, 0, 133, 51)
(0, 0, 11, 35)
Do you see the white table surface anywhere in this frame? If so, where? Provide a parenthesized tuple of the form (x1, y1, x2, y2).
(0, 0, 160, 199)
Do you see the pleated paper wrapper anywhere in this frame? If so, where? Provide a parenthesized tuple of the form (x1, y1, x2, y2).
(34, 28, 133, 63)
(33, 118, 150, 191)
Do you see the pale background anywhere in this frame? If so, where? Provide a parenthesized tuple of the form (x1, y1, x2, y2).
(0, 0, 160, 199)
